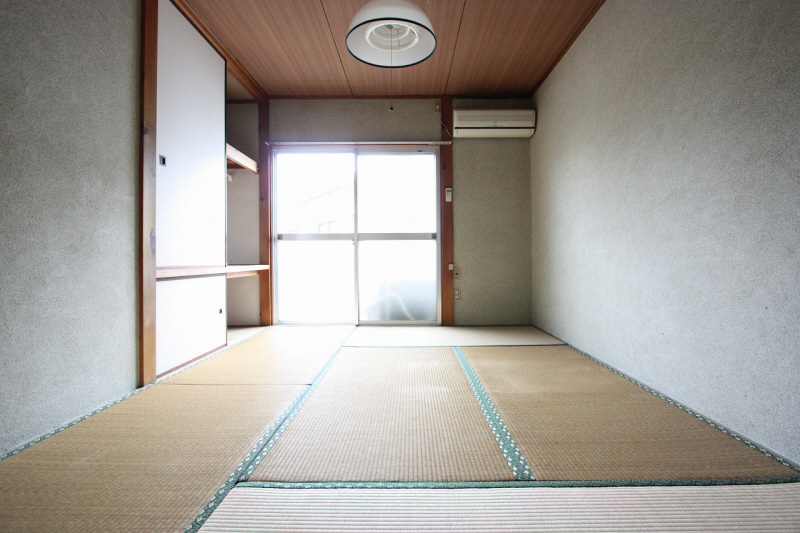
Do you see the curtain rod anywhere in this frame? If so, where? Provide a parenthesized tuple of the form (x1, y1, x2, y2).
(265, 141, 451, 146)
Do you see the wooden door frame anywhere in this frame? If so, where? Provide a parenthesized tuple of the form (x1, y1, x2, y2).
(139, 0, 158, 386)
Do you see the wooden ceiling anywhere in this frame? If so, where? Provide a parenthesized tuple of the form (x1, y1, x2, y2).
(182, 0, 605, 99)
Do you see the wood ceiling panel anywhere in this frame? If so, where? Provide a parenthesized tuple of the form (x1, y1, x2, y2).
(320, 0, 465, 96)
(184, 0, 351, 96)
(446, 0, 604, 96)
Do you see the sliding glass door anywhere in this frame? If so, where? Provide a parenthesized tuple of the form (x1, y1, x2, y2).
(273, 148, 439, 324)
(274, 152, 356, 323)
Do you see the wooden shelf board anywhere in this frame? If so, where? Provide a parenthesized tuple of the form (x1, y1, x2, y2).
(156, 264, 268, 279)
(226, 143, 257, 173)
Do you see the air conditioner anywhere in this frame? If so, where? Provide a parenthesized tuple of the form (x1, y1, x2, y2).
(452, 109, 536, 138)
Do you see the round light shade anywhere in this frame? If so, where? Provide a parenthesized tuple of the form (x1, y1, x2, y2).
(346, 0, 436, 68)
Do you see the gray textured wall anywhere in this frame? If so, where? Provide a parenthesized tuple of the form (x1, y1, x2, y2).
(0, 1, 140, 453)
(530, 0, 800, 463)
(453, 99, 533, 325)
(453, 138, 532, 324)
(269, 99, 441, 142)
(226, 103, 259, 160)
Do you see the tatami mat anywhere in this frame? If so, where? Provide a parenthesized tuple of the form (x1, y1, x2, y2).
(344, 325, 562, 346)
(250, 347, 514, 482)
(167, 325, 354, 385)
(227, 326, 267, 345)
(464, 345, 797, 481)
(0, 383, 303, 532)
(200, 484, 800, 532)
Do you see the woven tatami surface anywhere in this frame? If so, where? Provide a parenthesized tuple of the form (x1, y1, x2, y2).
(344, 326, 562, 347)
(200, 484, 800, 532)
(464, 345, 797, 481)
(0, 383, 302, 532)
(166, 325, 354, 385)
(251, 347, 514, 482)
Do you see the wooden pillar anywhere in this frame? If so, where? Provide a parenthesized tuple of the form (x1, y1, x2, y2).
(440, 96, 455, 325)
(139, 0, 158, 386)
(258, 101, 273, 326)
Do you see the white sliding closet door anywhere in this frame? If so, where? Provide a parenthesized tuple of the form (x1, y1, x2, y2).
(155, 0, 225, 267)
(154, 0, 226, 375)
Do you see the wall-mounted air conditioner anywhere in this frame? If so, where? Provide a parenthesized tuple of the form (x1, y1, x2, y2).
(453, 109, 536, 138)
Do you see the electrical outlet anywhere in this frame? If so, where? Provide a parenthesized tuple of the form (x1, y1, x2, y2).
(454, 288, 461, 300)
(453, 267, 461, 280)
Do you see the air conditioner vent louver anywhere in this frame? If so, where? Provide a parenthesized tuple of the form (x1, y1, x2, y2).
(453, 109, 536, 138)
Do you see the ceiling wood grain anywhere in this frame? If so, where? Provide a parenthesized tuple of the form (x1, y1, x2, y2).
(446, 0, 604, 96)
(182, 0, 604, 98)
(185, 0, 351, 95)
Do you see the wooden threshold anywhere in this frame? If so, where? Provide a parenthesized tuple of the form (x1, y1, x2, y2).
(155, 343, 227, 379)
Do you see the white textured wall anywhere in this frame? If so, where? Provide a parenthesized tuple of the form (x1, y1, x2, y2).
(530, 0, 800, 463)
(226, 169, 260, 265)
(227, 276, 261, 326)
(225, 104, 261, 325)
(226, 104, 260, 265)
(0, 0, 140, 453)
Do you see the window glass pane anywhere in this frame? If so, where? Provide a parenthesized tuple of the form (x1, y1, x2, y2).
(357, 154, 436, 233)
(276, 152, 354, 234)
(277, 241, 354, 323)
(358, 240, 437, 322)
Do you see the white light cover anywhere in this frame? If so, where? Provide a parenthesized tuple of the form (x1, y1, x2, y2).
(346, 0, 436, 68)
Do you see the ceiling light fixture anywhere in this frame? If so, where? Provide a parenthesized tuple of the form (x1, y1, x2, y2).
(346, 0, 436, 68)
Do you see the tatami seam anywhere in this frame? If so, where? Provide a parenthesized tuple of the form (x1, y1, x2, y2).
(185, 346, 345, 532)
(237, 477, 800, 489)
(453, 346, 534, 481)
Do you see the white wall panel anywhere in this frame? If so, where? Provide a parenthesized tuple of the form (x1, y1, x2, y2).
(226, 169, 259, 264)
(156, 0, 225, 267)
(156, 276, 227, 375)
(226, 276, 261, 326)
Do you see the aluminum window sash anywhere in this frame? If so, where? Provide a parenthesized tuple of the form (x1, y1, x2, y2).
(358, 233, 437, 240)
(277, 233, 354, 241)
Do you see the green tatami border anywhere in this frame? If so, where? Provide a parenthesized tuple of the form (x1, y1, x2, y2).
(453, 346, 534, 481)
(237, 477, 800, 489)
(565, 344, 800, 475)
(0, 326, 270, 462)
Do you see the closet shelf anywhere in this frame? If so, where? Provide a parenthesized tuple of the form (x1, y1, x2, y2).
(226, 143, 257, 173)
(156, 264, 268, 280)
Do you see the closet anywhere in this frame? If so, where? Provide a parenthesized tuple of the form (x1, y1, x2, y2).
(152, 0, 265, 377)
